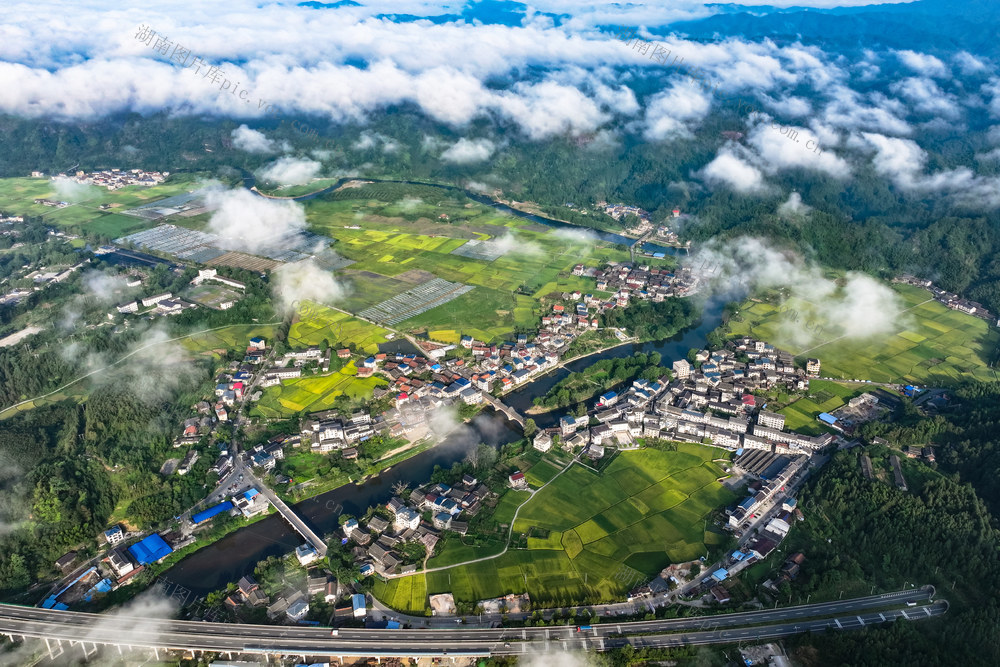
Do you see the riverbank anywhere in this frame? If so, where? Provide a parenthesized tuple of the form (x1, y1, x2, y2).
(278, 438, 433, 504)
(159, 299, 724, 595)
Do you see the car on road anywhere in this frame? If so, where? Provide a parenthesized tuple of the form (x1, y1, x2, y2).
(330, 629, 339, 636)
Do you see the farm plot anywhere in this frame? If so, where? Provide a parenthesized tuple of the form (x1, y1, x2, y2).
(252, 362, 388, 417)
(289, 301, 391, 354)
(726, 283, 1000, 385)
(358, 278, 474, 326)
(376, 444, 735, 612)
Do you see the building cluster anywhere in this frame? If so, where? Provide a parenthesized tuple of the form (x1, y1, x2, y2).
(190, 268, 246, 291)
(655, 225, 680, 245)
(341, 476, 491, 577)
(895, 274, 997, 325)
(597, 200, 652, 229)
(301, 409, 375, 455)
(573, 262, 702, 301)
(532, 337, 834, 460)
(377, 323, 591, 423)
(221, 571, 340, 625)
(115, 290, 198, 317)
(63, 168, 168, 190)
(33, 198, 70, 208)
(103, 533, 175, 585)
(727, 456, 808, 531)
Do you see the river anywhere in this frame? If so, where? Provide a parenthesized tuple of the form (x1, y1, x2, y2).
(161, 300, 723, 595)
(239, 172, 683, 257)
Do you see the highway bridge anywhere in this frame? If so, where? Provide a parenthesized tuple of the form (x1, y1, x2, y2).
(0, 587, 943, 661)
(481, 392, 526, 428)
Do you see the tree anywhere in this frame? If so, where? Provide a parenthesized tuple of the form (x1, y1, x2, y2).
(523, 419, 537, 438)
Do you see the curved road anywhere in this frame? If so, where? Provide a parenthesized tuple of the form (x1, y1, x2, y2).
(384, 454, 579, 578)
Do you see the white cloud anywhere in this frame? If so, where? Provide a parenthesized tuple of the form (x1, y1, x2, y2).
(895, 50, 948, 78)
(52, 176, 99, 203)
(231, 124, 279, 153)
(954, 51, 988, 76)
(777, 192, 810, 217)
(257, 157, 322, 185)
(820, 85, 911, 135)
(204, 187, 307, 253)
(686, 237, 907, 348)
(643, 81, 713, 140)
(352, 130, 399, 153)
(745, 121, 851, 177)
(698, 151, 765, 193)
(272, 260, 347, 313)
(889, 77, 961, 120)
(489, 233, 543, 258)
(861, 132, 1000, 210)
(440, 138, 496, 164)
(552, 228, 599, 245)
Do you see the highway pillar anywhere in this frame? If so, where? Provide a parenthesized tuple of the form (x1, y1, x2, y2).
(44, 637, 63, 660)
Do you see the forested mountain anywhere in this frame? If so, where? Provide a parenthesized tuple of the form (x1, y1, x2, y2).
(786, 389, 1000, 665)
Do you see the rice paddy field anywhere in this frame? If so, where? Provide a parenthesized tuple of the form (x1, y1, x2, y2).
(288, 301, 391, 355)
(179, 324, 280, 358)
(0, 174, 206, 238)
(252, 361, 388, 417)
(302, 185, 672, 342)
(726, 283, 1000, 385)
(373, 444, 735, 613)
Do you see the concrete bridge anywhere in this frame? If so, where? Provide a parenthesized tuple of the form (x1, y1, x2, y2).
(244, 466, 328, 558)
(480, 392, 526, 428)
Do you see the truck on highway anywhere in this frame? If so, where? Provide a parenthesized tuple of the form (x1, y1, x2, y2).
(577, 625, 593, 632)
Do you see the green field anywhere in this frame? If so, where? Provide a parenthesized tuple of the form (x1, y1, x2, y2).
(252, 361, 388, 417)
(0, 174, 207, 238)
(301, 188, 674, 343)
(180, 324, 280, 357)
(374, 444, 735, 612)
(726, 283, 1000, 385)
(778, 380, 867, 435)
(288, 301, 391, 355)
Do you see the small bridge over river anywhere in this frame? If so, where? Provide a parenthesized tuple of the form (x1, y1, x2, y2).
(480, 393, 526, 429)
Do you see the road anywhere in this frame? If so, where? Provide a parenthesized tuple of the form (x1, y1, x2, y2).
(382, 454, 579, 578)
(376, 586, 935, 632)
(0, 320, 282, 417)
(666, 453, 821, 604)
(0, 589, 943, 658)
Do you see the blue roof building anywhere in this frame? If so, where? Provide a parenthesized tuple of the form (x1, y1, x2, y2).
(352, 593, 367, 617)
(711, 568, 729, 582)
(738, 496, 756, 511)
(128, 534, 173, 565)
(818, 412, 837, 425)
(191, 501, 234, 524)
